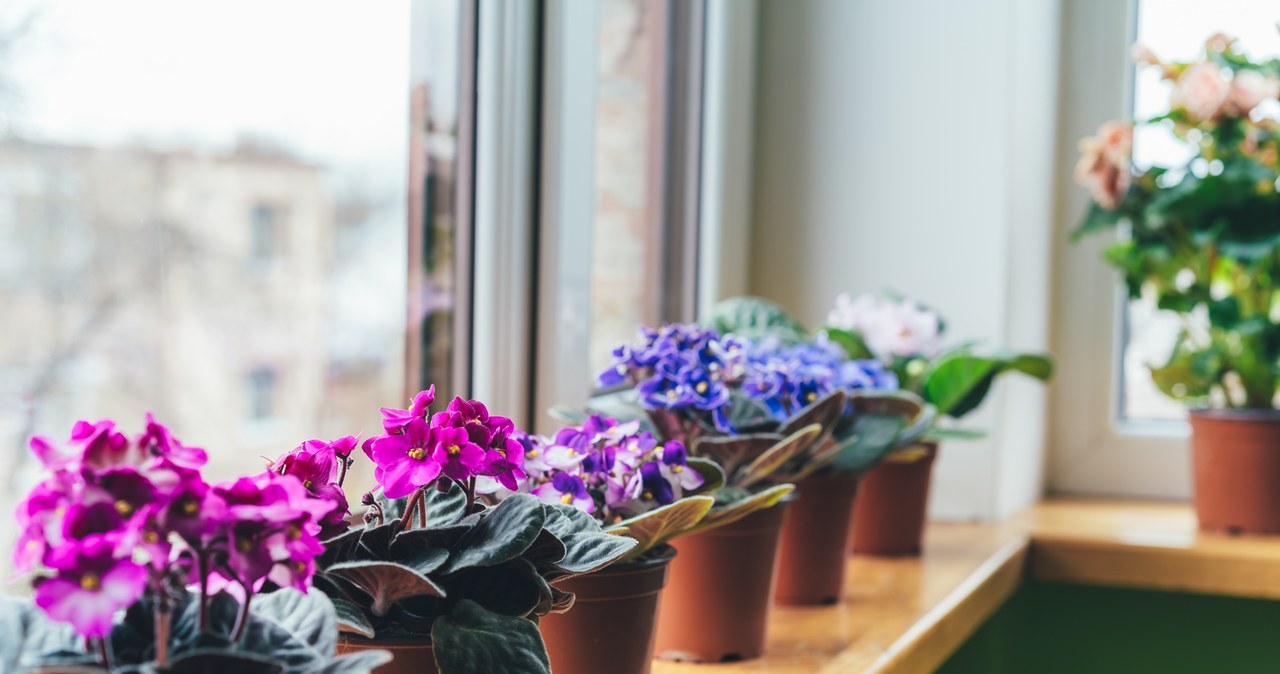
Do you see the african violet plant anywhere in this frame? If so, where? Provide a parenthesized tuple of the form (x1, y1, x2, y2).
(4, 415, 386, 674)
(309, 387, 636, 674)
(819, 293, 1053, 436)
(516, 415, 718, 563)
(1074, 34, 1280, 409)
(561, 322, 926, 528)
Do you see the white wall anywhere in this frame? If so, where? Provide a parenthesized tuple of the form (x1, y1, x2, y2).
(748, 0, 1062, 520)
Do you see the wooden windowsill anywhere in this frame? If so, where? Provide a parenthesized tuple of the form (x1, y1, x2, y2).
(653, 499, 1280, 674)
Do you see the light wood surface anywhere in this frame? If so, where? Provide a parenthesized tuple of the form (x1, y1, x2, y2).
(652, 499, 1280, 674)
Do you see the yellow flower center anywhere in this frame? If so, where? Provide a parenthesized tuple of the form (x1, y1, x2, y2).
(114, 499, 134, 516)
(642, 491, 653, 500)
(143, 531, 160, 544)
(696, 382, 708, 394)
(80, 573, 101, 591)
(561, 493, 574, 504)
(673, 465, 684, 473)
(806, 392, 817, 402)
(526, 449, 539, 459)
(287, 524, 303, 540)
(666, 390, 678, 399)
(447, 444, 461, 456)
(408, 448, 426, 461)
(236, 537, 254, 553)
(303, 480, 313, 489)
(566, 448, 577, 457)
(182, 500, 199, 516)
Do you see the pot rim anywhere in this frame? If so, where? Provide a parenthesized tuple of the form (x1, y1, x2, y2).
(339, 635, 434, 648)
(1189, 407, 1280, 423)
(604, 543, 678, 572)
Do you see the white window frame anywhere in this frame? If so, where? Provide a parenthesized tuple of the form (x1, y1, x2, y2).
(1049, 0, 1191, 500)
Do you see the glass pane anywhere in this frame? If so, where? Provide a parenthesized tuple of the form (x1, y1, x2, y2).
(1121, 0, 1280, 420)
(588, 0, 666, 376)
(0, 0, 411, 498)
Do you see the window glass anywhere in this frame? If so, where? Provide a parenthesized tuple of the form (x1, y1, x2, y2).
(1122, 0, 1280, 420)
(0, 0, 410, 492)
(588, 0, 666, 375)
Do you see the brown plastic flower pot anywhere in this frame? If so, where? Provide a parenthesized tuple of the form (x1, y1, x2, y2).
(540, 547, 675, 674)
(849, 442, 937, 556)
(1191, 409, 1280, 534)
(775, 472, 861, 605)
(337, 637, 436, 674)
(654, 501, 789, 663)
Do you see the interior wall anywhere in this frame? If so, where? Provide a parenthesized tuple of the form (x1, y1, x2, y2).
(748, 0, 1061, 520)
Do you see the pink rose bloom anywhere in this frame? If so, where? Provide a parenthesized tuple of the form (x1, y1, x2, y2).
(1074, 121, 1132, 210)
(1226, 69, 1280, 116)
(1173, 62, 1230, 121)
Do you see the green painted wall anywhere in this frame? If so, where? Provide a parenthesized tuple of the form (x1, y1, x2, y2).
(937, 582, 1280, 673)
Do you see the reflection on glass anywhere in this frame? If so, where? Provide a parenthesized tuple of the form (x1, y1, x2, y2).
(589, 0, 666, 375)
(1122, 0, 1279, 421)
(0, 0, 410, 493)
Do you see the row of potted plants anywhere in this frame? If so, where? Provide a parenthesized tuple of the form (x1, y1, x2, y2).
(6, 294, 1050, 674)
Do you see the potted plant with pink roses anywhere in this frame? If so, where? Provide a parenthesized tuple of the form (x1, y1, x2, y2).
(306, 387, 636, 674)
(1074, 33, 1280, 533)
(4, 415, 387, 674)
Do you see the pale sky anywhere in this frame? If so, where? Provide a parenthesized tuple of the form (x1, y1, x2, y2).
(3, 0, 414, 180)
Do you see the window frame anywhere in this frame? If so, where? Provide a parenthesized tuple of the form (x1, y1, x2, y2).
(1049, 0, 1192, 500)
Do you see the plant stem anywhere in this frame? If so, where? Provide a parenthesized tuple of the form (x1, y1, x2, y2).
(154, 593, 171, 667)
(197, 551, 210, 632)
(465, 477, 477, 515)
(338, 456, 351, 487)
(230, 588, 253, 643)
(96, 638, 110, 668)
(402, 486, 426, 530)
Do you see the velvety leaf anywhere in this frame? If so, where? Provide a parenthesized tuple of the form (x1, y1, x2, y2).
(251, 589, 338, 659)
(354, 522, 400, 560)
(327, 561, 445, 616)
(521, 528, 569, 569)
(441, 494, 546, 574)
(442, 558, 547, 619)
(319, 526, 365, 567)
(551, 531, 637, 578)
(830, 413, 908, 474)
(385, 541, 450, 577)
(722, 392, 782, 434)
(541, 502, 599, 540)
(311, 650, 395, 674)
(420, 481, 471, 529)
(736, 424, 822, 488)
(779, 390, 845, 438)
(331, 597, 376, 639)
(685, 457, 725, 494)
(605, 495, 714, 562)
(703, 296, 808, 343)
(431, 600, 551, 674)
(692, 433, 783, 477)
(0, 597, 78, 674)
(163, 650, 284, 674)
(689, 483, 794, 534)
(548, 587, 577, 614)
(895, 403, 938, 449)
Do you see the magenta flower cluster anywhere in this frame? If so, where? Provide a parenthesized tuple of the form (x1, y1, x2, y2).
(520, 415, 704, 520)
(597, 324, 749, 432)
(362, 386, 528, 499)
(14, 415, 336, 638)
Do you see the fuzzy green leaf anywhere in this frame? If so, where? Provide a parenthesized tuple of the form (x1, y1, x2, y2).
(431, 600, 550, 674)
(441, 494, 546, 574)
(704, 296, 808, 343)
(605, 495, 714, 561)
(326, 561, 445, 616)
(689, 483, 795, 534)
(737, 424, 822, 488)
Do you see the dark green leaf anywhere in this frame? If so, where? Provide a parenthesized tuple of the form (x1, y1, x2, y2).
(331, 597, 376, 639)
(737, 424, 822, 488)
(252, 589, 338, 659)
(431, 600, 550, 674)
(690, 483, 794, 534)
(327, 561, 445, 616)
(692, 433, 783, 478)
(703, 296, 808, 343)
(551, 531, 637, 578)
(0, 597, 77, 674)
(685, 457, 725, 494)
(821, 327, 874, 360)
(441, 494, 546, 574)
(605, 495, 714, 561)
(779, 390, 845, 438)
(922, 350, 1053, 418)
(164, 650, 284, 674)
(830, 413, 908, 474)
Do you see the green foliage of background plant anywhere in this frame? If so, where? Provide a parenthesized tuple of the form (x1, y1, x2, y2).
(1074, 44, 1280, 410)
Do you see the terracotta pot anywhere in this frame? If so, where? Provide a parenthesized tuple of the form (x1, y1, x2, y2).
(654, 501, 789, 663)
(850, 442, 938, 556)
(774, 472, 860, 605)
(337, 637, 436, 674)
(541, 547, 675, 674)
(1191, 409, 1280, 534)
